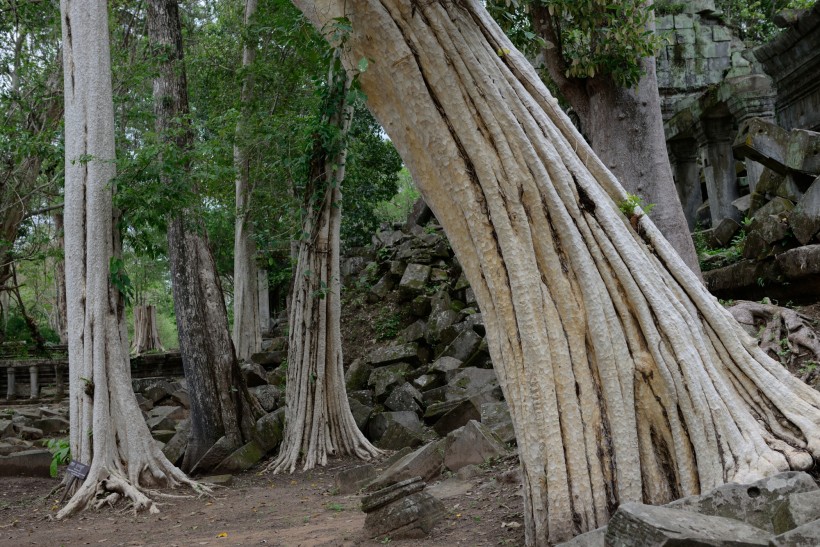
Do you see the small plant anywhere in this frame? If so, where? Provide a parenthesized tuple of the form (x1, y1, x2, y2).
(617, 193, 655, 217)
(45, 438, 71, 478)
(374, 310, 401, 340)
(379, 536, 391, 545)
(326, 502, 345, 512)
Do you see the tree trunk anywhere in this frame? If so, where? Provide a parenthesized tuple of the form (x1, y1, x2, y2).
(147, 0, 262, 472)
(266, 54, 381, 473)
(529, 3, 701, 277)
(292, 1, 820, 544)
(132, 305, 164, 354)
(233, 0, 262, 363)
(58, 0, 198, 518)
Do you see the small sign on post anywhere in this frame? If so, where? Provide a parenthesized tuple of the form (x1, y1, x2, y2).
(66, 460, 90, 480)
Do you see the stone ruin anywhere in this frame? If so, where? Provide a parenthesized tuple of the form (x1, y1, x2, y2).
(657, 1, 820, 300)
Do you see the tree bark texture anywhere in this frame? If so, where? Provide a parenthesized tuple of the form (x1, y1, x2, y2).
(233, 0, 263, 363)
(267, 55, 381, 473)
(292, 1, 820, 544)
(58, 0, 197, 518)
(529, 3, 701, 278)
(132, 305, 164, 354)
(147, 0, 262, 472)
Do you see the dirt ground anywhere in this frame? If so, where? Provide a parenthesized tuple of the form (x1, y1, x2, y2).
(0, 454, 525, 547)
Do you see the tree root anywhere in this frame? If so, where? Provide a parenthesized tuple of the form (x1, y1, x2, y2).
(729, 300, 820, 378)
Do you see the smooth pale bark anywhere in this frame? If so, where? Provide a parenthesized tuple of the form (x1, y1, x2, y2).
(58, 0, 198, 518)
(147, 0, 262, 471)
(291, 1, 820, 544)
(530, 3, 701, 277)
(233, 0, 262, 363)
(266, 56, 381, 473)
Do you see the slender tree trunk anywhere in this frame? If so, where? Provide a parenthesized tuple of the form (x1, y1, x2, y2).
(266, 54, 381, 473)
(292, 1, 820, 544)
(53, 212, 67, 399)
(58, 0, 198, 518)
(529, 3, 701, 277)
(233, 0, 262, 363)
(132, 305, 164, 354)
(147, 0, 262, 472)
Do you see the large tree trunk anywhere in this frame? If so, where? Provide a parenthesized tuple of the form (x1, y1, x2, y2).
(266, 54, 381, 473)
(147, 0, 262, 472)
(292, 1, 820, 544)
(58, 0, 197, 518)
(232, 0, 262, 363)
(529, 3, 701, 277)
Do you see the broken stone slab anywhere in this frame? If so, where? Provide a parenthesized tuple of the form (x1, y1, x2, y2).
(733, 118, 820, 177)
(403, 197, 435, 230)
(368, 274, 394, 303)
(399, 263, 431, 296)
(445, 367, 500, 400)
(791, 176, 820, 244)
(480, 401, 516, 444)
(425, 291, 460, 344)
(254, 407, 285, 453)
(443, 420, 508, 472)
(776, 244, 820, 279)
(0, 419, 15, 439)
(430, 398, 483, 437)
(668, 471, 818, 533)
(142, 379, 176, 403)
(161, 420, 191, 466)
(214, 440, 265, 474)
(364, 487, 447, 540)
(556, 526, 606, 547)
(439, 329, 482, 363)
(152, 429, 177, 443)
(348, 397, 373, 432)
(368, 440, 446, 491)
(0, 448, 52, 477)
(0, 442, 31, 456)
(191, 436, 236, 474)
(349, 390, 374, 407)
(410, 295, 431, 317)
(170, 390, 190, 409)
(368, 362, 412, 400)
(135, 393, 153, 412)
(772, 490, 820, 534)
(606, 502, 771, 546)
(266, 364, 287, 387)
(712, 217, 743, 246)
(368, 411, 423, 443)
(17, 426, 43, 441)
(397, 320, 427, 344)
(250, 385, 281, 413)
(429, 356, 463, 375)
(363, 476, 426, 513)
(336, 463, 378, 495)
(375, 421, 426, 451)
(146, 414, 177, 432)
(345, 359, 373, 392)
(770, 518, 820, 546)
(240, 362, 268, 387)
(753, 196, 795, 221)
(412, 373, 443, 392)
(367, 343, 419, 367)
(384, 382, 424, 414)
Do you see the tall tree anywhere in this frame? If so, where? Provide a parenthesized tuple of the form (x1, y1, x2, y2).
(232, 0, 262, 362)
(266, 50, 381, 473)
(146, 0, 262, 471)
(58, 0, 197, 517)
(291, 1, 820, 544)
(491, 0, 701, 275)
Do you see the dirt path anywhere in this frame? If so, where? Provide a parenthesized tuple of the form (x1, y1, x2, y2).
(1, 455, 525, 546)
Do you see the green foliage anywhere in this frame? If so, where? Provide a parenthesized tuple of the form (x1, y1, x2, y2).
(655, 1, 686, 15)
(374, 310, 401, 341)
(617, 193, 655, 217)
(715, 0, 817, 42)
(372, 170, 420, 225)
(45, 438, 71, 478)
(491, 0, 664, 88)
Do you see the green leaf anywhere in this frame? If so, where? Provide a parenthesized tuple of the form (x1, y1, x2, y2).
(357, 57, 369, 73)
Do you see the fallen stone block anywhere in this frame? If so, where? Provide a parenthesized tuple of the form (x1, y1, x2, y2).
(791, 176, 820, 244)
(214, 440, 265, 473)
(606, 502, 771, 546)
(255, 408, 285, 453)
(369, 440, 446, 491)
(368, 411, 423, 443)
(362, 477, 446, 540)
(202, 474, 233, 487)
(336, 463, 377, 495)
(240, 362, 268, 387)
(348, 397, 373, 432)
(384, 382, 423, 414)
(367, 343, 420, 367)
(345, 359, 373, 392)
(667, 471, 818, 533)
(770, 518, 820, 546)
(0, 448, 52, 478)
(443, 420, 508, 472)
(772, 490, 820, 534)
(556, 526, 606, 546)
(250, 385, 281, 413)
(368, 363, 412, 400)
(480, 401, 516, 444)
(399, 263, 431, 296)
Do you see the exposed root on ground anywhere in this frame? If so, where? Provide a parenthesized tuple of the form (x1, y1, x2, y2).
(729, 300, 820, 376)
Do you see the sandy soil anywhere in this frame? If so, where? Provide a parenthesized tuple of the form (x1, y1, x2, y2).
(0, 454, 525, 547)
